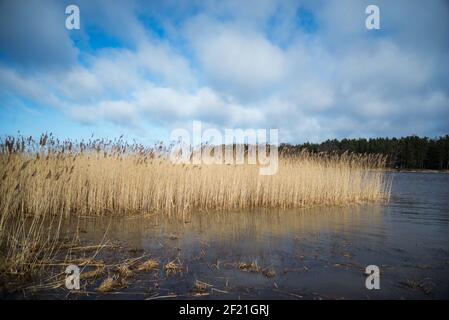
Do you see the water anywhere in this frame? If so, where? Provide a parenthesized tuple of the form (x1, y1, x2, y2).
(29, 172, 449, 299)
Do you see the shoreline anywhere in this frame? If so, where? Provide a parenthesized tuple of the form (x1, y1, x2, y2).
(386, 169, 449, 173)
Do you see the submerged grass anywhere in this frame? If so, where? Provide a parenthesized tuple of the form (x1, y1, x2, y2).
(165, 260, 183, 276)
(97, 275, 127, 293)
(137, 259, 160, 272)
(0, 134, 391, 283)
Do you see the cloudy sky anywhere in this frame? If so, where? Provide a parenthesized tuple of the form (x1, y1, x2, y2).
(0, 0, 448, 144)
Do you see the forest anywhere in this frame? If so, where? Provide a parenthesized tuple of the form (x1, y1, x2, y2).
(280, 135, 449, 170)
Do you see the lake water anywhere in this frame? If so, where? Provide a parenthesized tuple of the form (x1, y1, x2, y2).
(27, 172, 449, 299)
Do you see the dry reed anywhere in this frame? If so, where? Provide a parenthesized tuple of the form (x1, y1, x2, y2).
(137, 259, 159, 272)
(0, 134, 391, 276)
(0, 135, 390, 218)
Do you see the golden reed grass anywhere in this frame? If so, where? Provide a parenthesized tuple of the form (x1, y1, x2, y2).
(0, 137, 390, 216)
(0, 134, 391, 275)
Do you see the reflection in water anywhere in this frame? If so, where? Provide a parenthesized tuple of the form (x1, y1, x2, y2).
(44, 173, 449, 299)
(74, 205, 384, 263)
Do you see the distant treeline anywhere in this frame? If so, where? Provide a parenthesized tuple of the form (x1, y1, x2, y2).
(280, 135, 449, 170)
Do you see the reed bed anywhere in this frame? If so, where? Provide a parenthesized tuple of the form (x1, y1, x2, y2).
(0, 134, 391, 276)
(0, 135, 390, 217)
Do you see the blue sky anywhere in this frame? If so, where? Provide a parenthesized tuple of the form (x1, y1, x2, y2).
(0, 0, 448, 144)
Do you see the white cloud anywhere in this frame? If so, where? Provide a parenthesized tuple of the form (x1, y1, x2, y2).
(0, 0, 78, 69)
(186, 16, 286, 97)
(1, 0, 448, 142)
